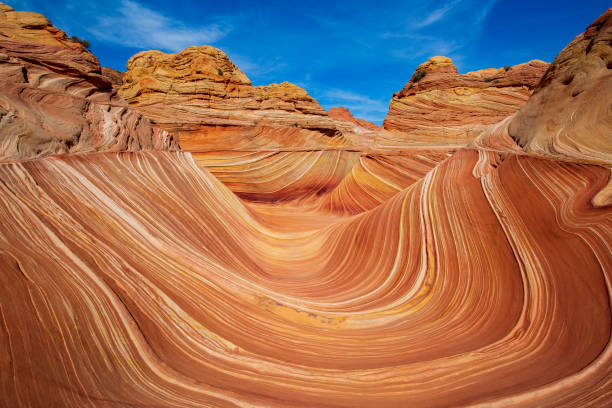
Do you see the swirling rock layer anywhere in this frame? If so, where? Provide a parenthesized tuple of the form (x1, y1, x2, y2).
(0, 3, 178, 162)
(509, 8, 612, 165)
(119, 46, 360, 150)
(381, 56, 549, 146)
(0, 149, 610, 407)
(1, 4, 611, 407)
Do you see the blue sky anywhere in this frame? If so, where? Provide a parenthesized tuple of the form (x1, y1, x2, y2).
(7, 0, 609, 124)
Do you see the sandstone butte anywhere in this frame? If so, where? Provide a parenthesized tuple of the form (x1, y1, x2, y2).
(117, 43, 551, 205)
(380, 56, 550, 147)
(0, 1, 611, 407)
(119, 46, 365, 151)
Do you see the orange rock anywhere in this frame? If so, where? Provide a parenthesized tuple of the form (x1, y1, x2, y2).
(328, 106, 379, 130)
(0, 2, 178, 162)
(119, 46, 381, 203)
(509, 8, 612, 166)
(101, 66, 124, 89)
(1, 4, 611, 407)
(380, 56, 549, 146)
(119, 46, 358, 150)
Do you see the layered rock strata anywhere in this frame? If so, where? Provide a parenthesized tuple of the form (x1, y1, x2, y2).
(119, 47, 387, 202)
(0, 3, 178, 162)
(328, 106, 379, 130)
(380, 56, 549, 147)
(1, 147, 610, 407)
(101, 66, 125, 89)
(508, 8, 612, 165)
(119, 46, 360, 150)
(0, 4, 611, 408)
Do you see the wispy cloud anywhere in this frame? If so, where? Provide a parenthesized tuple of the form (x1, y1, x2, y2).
(320, 89, 388, 123)
(227, 53, 288, 83)
(380, 0, 497, 64)
(86, 0, 231, 51)
(416, 0, 462, 29)
(392, 39, 460, 59)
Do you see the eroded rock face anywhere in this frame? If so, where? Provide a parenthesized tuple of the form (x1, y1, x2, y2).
(1, 148, 610, 408)
(509, 8, 612, 165)
(119, 46, 360, 150)
(380, 56, 549, 146)
(0, 3, 178, 162)
(101, 66, 124, 89)
(1, 4, 611, 407)
(119, 46, 387, 203)
(328, 106, 379, 130)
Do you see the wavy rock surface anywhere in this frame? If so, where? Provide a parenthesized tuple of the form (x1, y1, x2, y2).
(118, 46, 396, 203)
(313, 149, 455, 214)
(1, 4, 611, 408)
(509, 8, 612, 165)
(380, 56, 549, 147)
(0, 3, 178, 162)
(0, 149, 610, 407)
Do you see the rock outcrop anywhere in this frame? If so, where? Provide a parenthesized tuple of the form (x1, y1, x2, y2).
(328, 106, 379, 130)
(119, 46, 359, 151)
(0, 3, 611, 408)
(1, 146, 610, 408)
(0, 3, 178, 162)
(119, 46, 386, 203)
(380, 56, 549, 146)
(101, 66, 124, 89)
(508, 8, 612, 165)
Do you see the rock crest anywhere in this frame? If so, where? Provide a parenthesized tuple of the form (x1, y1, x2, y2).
(0, 2, 178, 162)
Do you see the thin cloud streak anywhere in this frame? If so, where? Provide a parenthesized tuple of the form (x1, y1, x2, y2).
(87, 0, 231, 52)
(416, 0, 462, 29)
(320, 89, 388, 124)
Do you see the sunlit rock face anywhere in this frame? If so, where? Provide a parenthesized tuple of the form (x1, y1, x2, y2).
(380, 56, 549, 147)
(509, 8, 612, 166)
(0, 3, 178, 162)
(1, 148, 610, 408)
(119, 46, 360, 149)
(118, 46, 381, 203)
(0, 3, 611, 407)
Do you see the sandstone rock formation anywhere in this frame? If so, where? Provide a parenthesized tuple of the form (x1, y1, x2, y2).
(119, 46, 358, 150)
(1, 147, 610, 408)
(328, 106, 379, 130)
(0, 3, 611, 408)
(101, 66, 124, 89)
(119, 46, 388, 203)
(508, 8, 612, 165)
(380, 56, 549, 147)
(0, 3, 178, 162)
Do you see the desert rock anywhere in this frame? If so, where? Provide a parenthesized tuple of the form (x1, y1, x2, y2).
(0, 3, 178, 162)
(508, 8, 612, 165)
(380, 56, 549, 146)
(0, 3, 610, 408)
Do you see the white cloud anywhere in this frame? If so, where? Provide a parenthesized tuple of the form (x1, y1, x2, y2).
(320, 89, 388, 123)
(227, 53, 288, 82)
(381, 0, 497, 64)
(391, 38, 460, 59)
(87, 0, 231, 51)
(416, 0, 462, 28)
